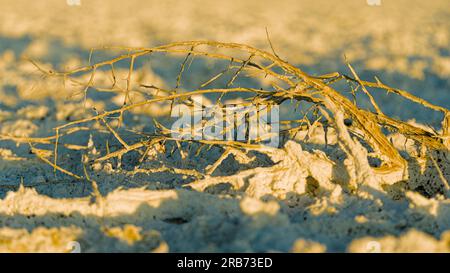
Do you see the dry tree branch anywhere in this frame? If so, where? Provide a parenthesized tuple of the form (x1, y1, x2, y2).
(23, 40, 449, 189)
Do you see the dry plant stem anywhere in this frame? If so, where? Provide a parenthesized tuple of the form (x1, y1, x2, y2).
(176, 46, 194, 89)
(227, 54, 254, 87)
(99, 117, 130, 150)
(319, 85, 406, 170)
(55, 88, 270, 131)
(131, 166, 203, 179)
(342, 75, 449, 114)
(32, 43, 295, 85)
(443, 112, 450, 149)
(205, 147, 232, 175)
(27, 40, 449, 187)
(54, 128, 59, 174)
(31, 146, 82, 180)
(265, 27, 280, 59)
(83, 69, 96, 107)
(347, 63, 384, 115)
(368, 112, 445, 150)
(0, 127, 91, 145)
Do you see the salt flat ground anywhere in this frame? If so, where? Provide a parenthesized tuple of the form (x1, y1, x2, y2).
(0, 0, 449, 252)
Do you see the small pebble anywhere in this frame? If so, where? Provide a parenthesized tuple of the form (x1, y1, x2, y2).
(344, 118, 353, 126)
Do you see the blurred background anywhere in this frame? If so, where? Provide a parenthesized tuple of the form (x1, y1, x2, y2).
(0, 0, 449, 123)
